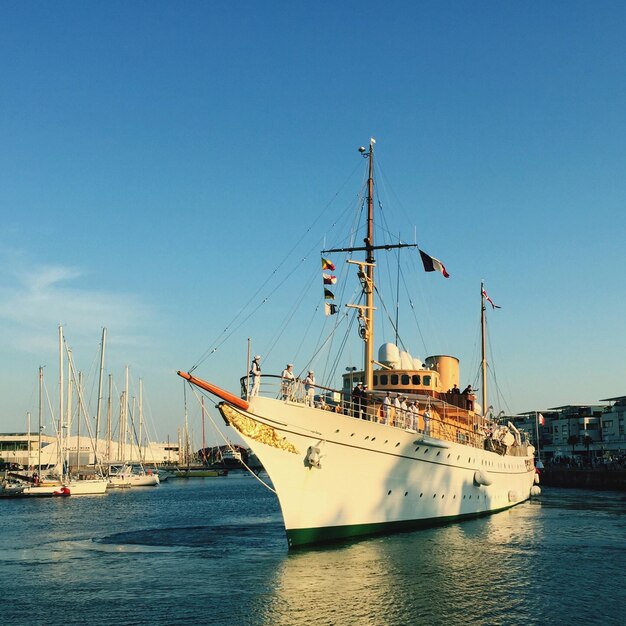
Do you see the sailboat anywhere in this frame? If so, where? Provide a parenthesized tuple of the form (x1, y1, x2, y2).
(178, 139, 537, 548)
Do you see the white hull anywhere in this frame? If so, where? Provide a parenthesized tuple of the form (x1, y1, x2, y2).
(221, 396, 536, 547)
(23, 483, 70, 497)
(108, 473, 160, 488)
(67, 478, 109, 495)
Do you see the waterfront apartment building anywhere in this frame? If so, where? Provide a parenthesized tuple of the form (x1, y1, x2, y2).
(513, 398, 626, 461)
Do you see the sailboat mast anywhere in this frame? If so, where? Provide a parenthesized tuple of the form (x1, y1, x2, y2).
(94, 327, 107, 463)
(364, 138, 375, 389)
(480, 281, 488, 416)
(38, 366, 43, 473)
(59, 325, 64, 471)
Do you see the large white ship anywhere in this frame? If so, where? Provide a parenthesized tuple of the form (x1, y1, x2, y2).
(179, 139, 537, 548)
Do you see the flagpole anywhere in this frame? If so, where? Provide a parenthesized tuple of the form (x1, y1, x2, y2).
(480, 280, 487, 416)
(535, 411, 541, 460)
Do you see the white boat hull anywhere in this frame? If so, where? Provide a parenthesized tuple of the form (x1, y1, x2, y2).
(23, 484, 70, 497)
(220, 396, 536, 548)
(67, 478, 109, 495)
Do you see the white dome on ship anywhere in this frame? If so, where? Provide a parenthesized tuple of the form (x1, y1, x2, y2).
(378, 343, 400, 369)
(400, 351, 413, 369)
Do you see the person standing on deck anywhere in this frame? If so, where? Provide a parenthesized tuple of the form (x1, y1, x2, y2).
(361, 385, 369, 419)
(351, 382, 363, 418)
(281, 364, 295, 399)
(407, 401, 418, 431)
(423, 405, 432, 435)
(382, 392, 391, 424)
(399, 396, 408, 428)
(393, 394, 402, 426)
(304, 371, 316, 406)
(249, 355, 261, 397)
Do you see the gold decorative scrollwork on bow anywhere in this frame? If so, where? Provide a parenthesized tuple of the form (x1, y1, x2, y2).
(221, 404, 299, 454)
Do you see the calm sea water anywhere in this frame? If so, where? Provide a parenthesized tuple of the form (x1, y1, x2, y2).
(1, 475, 625, 626)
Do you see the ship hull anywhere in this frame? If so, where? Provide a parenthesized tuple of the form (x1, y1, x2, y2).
(219, 396, 536, 548)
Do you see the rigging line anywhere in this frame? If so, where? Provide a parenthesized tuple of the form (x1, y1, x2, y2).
(186, 384, 276, 494)
(192, 161, 364, 371)
(397, 260, 429, 357)
(373, 285, 407, 352)
(325, 308, 359, 384)
(301, 311, 351, 377)
(262, 259, 323, 361)
(192, 195, 360, 371)
(262, 204, 357, 360)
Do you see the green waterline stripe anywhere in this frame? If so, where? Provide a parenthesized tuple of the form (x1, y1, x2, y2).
(286, 501, 526, 549)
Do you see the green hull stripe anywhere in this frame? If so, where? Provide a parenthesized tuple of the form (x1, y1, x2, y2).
(286, 502, 525, 549)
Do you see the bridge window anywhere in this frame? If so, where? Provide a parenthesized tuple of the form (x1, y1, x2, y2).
(391, 374, 399, 385)
(423, 375, 431, 386)
(379, 374, 388, 386)
(412, 375, 421, 385)
(401, 374, 410, 385)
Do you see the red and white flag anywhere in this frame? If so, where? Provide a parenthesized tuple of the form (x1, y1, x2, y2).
(538, 413, 545, 426)
(482, 288, 501, 309)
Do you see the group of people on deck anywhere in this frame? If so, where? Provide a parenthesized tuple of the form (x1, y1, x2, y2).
(248, 357, 316, 406)
(248, 356, 434, 431)
(448, 383, 475, 411)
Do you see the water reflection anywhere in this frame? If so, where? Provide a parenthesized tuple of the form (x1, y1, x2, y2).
(256, 502, 549, 626)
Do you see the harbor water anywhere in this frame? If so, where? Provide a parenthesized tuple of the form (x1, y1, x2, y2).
(1, 475, 625, 626)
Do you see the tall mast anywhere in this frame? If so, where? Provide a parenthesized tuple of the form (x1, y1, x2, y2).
(364, 138, 376, 389)
(59, 325, 64, 471)
(38, 366, 43, 473)
(480, 280, 488, 416)
(106, 373, 113, 463)
(94, 327, 107, 464)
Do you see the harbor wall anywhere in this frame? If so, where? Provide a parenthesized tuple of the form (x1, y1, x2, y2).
(541, 467, 626, 491)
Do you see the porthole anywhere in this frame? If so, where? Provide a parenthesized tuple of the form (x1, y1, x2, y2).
(441, 494, 445, 499)
(387, 490, 392, 495)
(395, 442, 400, 447)
(424, 449, 429, 454)
(436, 451, 440, 456)
(371, 437, 376, 441)
(415, 447, 420, 452)
(351, 433, 355, 437)
(433, 494, 437, 498)
(420, 493, 423, 498)
(404, 492, 408, 497)
(365, 436, 370, 440)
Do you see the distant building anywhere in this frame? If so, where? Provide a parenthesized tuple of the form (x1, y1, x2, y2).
(511, 399, 626, 461)
(0, 432, 181, 469)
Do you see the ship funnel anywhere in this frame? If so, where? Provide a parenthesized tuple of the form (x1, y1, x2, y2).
(425, 355, 459, 392)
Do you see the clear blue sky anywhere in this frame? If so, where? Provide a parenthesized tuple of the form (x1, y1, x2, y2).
(1, 1, 625, 445)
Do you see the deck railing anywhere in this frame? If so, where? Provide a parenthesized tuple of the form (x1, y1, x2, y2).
(239, 374, 508, 452)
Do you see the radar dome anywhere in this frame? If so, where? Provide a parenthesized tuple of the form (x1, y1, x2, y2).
(378, 343, 400, 369)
